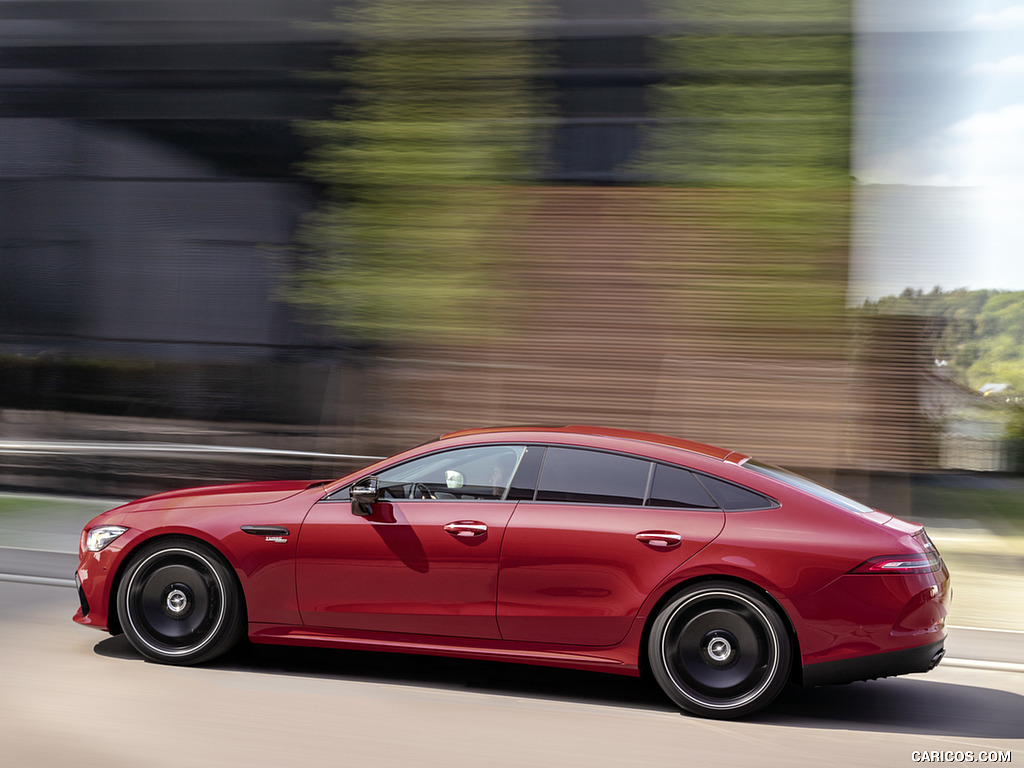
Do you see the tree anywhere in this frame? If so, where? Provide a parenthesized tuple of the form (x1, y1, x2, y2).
(287, 0, 548, 343)
(862, 288, 1024, 397)
(636, 0, 853, 339)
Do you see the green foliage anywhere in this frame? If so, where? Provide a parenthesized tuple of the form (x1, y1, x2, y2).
(637, 0, 852, 337)
(861, 288, 1024, 396)
(656, 0, 849, 19)
(642, 0, 851, 190)
(911, 484, 1024, 533)
(288, 0, 547, 343)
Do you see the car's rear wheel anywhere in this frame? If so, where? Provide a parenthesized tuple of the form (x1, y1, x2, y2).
(116, 538, 244, 665)
(648, 581, 791, 719)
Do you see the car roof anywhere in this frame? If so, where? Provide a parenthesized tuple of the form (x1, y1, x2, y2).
(438, 425, 747, 464)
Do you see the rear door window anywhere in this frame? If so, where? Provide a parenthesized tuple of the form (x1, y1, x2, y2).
(535, 447, 651, 506)
(647, 464, 719, 509)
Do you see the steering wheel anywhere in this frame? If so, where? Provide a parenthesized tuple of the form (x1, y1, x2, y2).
(411, 482, 435, 500)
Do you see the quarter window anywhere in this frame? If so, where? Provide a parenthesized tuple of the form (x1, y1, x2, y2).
(698, 474, 775, 511)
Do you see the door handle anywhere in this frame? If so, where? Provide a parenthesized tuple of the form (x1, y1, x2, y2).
(444, 521, 488, 538)
(635, 531, 682, 548)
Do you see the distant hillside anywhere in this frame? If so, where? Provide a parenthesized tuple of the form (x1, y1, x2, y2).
(860, 288, 1024, 398)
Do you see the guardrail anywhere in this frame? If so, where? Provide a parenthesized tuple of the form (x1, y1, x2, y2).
(0, 440, 383, 462)
(0, 440, 386, 497)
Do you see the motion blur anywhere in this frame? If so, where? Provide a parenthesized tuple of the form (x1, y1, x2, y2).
(2, 1, 1024, 764)
(1, 1, 1021, 534)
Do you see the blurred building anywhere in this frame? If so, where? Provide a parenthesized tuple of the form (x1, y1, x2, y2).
(0, 1, 346, 426)
(0, 1, 944, 494)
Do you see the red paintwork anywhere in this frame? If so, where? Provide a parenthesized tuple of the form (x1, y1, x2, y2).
(74, 426, 949, 682)
(297, 500, 515, 637)
(74, 483, 327, 629)
(495, 503, 724, 645)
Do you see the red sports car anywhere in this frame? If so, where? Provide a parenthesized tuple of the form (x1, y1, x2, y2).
(74, 426, 950, 718)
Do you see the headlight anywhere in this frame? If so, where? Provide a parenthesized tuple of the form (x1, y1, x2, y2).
(86, 525, 128, 552)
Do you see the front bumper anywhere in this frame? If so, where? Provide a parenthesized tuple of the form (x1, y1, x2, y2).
(75, 573, 90, 619)
(73, 552, 115, 631)
(72, 531, 140, 632)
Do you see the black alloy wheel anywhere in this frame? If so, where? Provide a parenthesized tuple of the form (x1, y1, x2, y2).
(116, 538, 245, 665)
(648, 581, 792, 718)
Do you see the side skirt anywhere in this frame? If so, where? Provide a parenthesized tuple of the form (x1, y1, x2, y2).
(248, 622, 641, 677)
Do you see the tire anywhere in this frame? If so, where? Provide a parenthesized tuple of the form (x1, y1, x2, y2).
(116, 538, 245, 665)
(647, 581, 791, 719)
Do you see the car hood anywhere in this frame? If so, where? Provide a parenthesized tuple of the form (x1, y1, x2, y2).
(113, 480, 323, 514)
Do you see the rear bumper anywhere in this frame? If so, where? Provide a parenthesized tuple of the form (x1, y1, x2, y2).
(801, 638, 945, 687)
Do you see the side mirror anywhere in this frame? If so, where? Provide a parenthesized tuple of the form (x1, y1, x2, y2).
(350, 476, 380, 517)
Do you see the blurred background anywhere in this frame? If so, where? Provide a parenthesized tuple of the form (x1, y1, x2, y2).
(1, 0, 1022, 536)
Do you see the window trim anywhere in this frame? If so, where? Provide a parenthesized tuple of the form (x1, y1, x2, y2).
(320, 442, 779, 512)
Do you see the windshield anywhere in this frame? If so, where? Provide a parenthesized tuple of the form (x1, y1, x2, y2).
(742, 460, 874, 515)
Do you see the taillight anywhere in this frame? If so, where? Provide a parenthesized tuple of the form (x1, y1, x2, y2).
(849, 552, 942, 574)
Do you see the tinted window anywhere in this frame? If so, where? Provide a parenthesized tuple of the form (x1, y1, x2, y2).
(536, 448, 651, 506)
(698, 475, 775, 511)
(648, 464, 719, 509)
(506, 445, 545, 502)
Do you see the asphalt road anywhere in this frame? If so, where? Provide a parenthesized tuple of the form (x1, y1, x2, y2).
(2, 579, 1021, 768)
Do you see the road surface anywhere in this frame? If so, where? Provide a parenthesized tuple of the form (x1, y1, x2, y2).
(1, 579, 1020, 768)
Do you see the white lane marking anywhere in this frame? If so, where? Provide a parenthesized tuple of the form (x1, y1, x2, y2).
(949, 624, 1024, 635)
(942, 658, 1024, 673)
(0, 545, 76, 556)
(0, 573, 76, 588)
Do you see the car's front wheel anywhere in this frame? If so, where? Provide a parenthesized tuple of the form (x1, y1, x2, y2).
(647, 581, 791, 718)
(116, 538, 245, 665)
